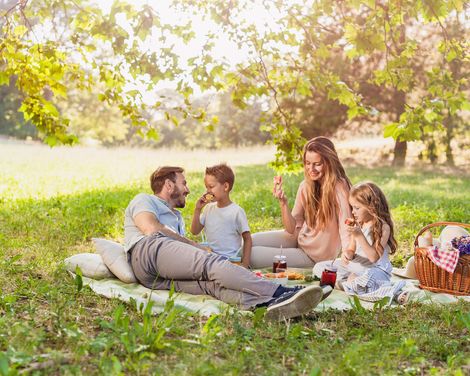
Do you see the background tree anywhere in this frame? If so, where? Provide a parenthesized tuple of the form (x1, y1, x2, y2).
(0, 80, 38, 139)
(136, 90, 267, 149)
(1, 0, 468, 170)
(187, 0, 469, 170)
(0, 0, 218, 145)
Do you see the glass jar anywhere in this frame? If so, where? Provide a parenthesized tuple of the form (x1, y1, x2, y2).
(273, 255, 287, 273)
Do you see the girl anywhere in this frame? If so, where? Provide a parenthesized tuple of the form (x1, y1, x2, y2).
(339, 181, 409, 304)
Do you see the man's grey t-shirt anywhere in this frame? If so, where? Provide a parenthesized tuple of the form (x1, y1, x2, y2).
(124, 193, 185, 252)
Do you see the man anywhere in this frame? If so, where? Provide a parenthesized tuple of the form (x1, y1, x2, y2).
(124, 166, 330, 320)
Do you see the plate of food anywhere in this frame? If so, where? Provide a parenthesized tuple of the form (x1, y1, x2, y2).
(254, 269, 306, 281)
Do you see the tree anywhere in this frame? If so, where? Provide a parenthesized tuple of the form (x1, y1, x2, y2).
(1, 0, 468, 170)
(0, 0, 218, 145)
(186, 0, 469, 170)
(147, 90, 267, 149)
(0, 79, 38, 139)
(57, 86, 131, 145)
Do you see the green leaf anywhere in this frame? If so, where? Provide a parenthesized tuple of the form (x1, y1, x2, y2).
(445, 48, 457, 62)
(461, 100, 470, 111)
(0, 352, 9, 376)
(0, 72, 10, 86)
(14, 25, 28, 37)
(146, 128, 159, 141)
(75, 266, 83, 292)
(383, 123, 397, 138)
(309, 367, 321, 376)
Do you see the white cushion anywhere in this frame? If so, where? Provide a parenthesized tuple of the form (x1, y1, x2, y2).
(64, 253, 114, 279)
(92, 238, 137, 284)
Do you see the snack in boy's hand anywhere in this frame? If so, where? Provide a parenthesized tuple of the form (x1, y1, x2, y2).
(345, 217, 356, 226)
(203, 193, 214, 202)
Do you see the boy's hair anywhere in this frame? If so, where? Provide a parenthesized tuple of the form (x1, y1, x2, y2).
(150, 166, 184, 194)
(350, 181, 397, 254)
(205, 163, 235, 191)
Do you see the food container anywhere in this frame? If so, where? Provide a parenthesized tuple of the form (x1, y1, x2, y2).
(273, 255, 287, 273)
(320, 269, 337, 288)
(414, 222, 470, 295)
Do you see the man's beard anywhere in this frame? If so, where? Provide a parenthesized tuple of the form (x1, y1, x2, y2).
(171, 187, 186, 208)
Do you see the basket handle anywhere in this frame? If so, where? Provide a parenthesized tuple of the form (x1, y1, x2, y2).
(414, 222, 470, 247)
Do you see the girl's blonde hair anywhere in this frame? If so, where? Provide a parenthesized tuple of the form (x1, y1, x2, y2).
(350, 182, 397, 254)
(303, 137, 351, 230)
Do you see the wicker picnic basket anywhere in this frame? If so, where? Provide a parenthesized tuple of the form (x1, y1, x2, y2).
(414, 222, 470, 296)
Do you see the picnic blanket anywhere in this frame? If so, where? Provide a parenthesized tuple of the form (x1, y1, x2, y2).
(75, 269, 470, 317)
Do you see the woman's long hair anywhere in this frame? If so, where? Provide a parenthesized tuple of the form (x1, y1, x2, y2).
(350, 182, 397, 254)
(303, 137, 351, 231)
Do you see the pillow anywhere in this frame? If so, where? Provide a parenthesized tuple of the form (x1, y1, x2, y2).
(64, 253, 114, 279)
(92, 238, 138, 284)
(440, 225, 469, 245)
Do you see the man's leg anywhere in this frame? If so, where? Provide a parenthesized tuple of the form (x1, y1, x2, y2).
(131, 234, 278, 307)
(154, 237, 279, 301)
(132, 235, 327, 316)
(155, 279, 272, 309)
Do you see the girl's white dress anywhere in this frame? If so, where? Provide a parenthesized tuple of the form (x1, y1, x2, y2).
(337, 226, 405, 302)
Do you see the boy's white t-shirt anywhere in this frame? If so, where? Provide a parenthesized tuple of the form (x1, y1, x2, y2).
(200, 202, 250, 258)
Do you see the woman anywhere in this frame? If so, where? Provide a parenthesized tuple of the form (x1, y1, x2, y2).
(250, 137, 352, 268)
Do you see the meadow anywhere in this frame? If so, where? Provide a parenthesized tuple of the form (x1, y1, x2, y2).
(0, 142, 469, 375)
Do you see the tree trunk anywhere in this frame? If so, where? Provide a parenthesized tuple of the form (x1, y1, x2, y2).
(391, 25, 408, 168)
(392, 89, 407, 167)
(444, 116, 455, 166)
(392, 140, 407, 167)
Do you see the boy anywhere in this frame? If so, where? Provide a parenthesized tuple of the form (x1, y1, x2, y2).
(191, 163, 252, 267)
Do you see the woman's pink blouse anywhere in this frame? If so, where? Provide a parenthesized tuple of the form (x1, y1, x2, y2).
(291, 179, 352, 262)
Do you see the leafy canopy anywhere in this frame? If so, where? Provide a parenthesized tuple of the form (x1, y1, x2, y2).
(1, 0, 468, 170)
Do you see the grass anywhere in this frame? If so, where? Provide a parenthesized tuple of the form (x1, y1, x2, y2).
(0, 143, 469, 375)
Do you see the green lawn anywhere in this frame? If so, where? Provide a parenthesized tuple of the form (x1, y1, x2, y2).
(0, 144, 469, 375)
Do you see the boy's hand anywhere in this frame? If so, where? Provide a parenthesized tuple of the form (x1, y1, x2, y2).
(199, 245, 212, 252)
(195, 193, 214, 210)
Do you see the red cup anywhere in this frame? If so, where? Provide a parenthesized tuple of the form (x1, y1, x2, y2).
(320, 269, 337, 288)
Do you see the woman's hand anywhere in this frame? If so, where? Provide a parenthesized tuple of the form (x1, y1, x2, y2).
(272, 175, 287, 204)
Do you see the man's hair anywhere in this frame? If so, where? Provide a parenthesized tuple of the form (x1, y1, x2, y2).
(205, 163, 235, 191)
(150, 166, 184, 194)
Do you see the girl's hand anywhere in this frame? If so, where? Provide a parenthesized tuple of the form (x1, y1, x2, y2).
(341, 252, 350, 265)
(341, 249, 355, 265)
(273, 176, 287, 204)
(346, 224, 362, 238)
